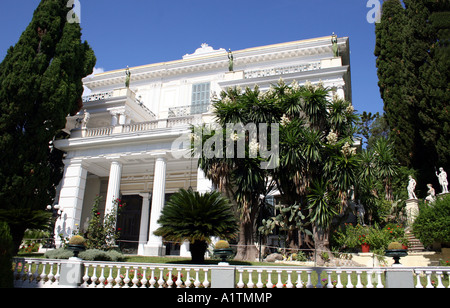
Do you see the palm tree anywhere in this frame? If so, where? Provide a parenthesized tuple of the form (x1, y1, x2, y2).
(153, 189, 238, 263)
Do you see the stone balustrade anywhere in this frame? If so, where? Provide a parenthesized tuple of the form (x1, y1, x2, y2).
(12, 258, 450, 289)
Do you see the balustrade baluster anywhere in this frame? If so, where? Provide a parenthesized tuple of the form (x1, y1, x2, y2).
(315, 269, 323, 288)
(131, 266, 140, 288)
(39, 262, 47, 287)
(256, 270, 264, 288)
(366, 270, 374, 289)
(435, 271, 444, 288)
(247, 269, 254, 288)
(47, 263, 55, 286)
(237, 269, 245, 288)
(98, 265, 106, 288)
(286, 271, 294, 288)
(185, 269, 192, 288)
(306, 270, 313, 288)
(295, 270, 303, 288)
(276, 270, 283, 288)
(203, 268, 210, 288)
(90, 265, 98, 288)
(425, 271, 433, 288)
(82, 265, 90, 287)
(335, 270, 343, 288)
(345, 270, 353, 288)
(326, 270, 333, 288)
(176, 268, 183, 288)
(415, 270, 424, 288)
(355, 270, 364, 288)
(123, 267, 131, 288)
(106, 265, 114, 288)
(149, 268, 156, 288)
(266, 270, 274, 289)
(194, 268, 201, 288)
(167, 268, 174, 288)
(375, 269, 384, 288)
(114, 265, 123, 288)
(54, 262, 61, 287)
(158, 269, 165, 288)
(141, 267, 148, 288)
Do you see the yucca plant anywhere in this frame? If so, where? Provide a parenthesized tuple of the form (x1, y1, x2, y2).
(154, 189, 238, 263)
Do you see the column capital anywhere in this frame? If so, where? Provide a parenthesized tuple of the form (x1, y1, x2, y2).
(62, 158, 90, 169)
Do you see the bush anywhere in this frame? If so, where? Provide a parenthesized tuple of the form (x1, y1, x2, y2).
(413, 195, 450, 247)
(0, 222, 14, 288)
(44, 248, 125, 262)
(79, 249, 125, 262)
(44, 248, 74, 259)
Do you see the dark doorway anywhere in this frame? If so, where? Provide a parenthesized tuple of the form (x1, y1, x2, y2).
(117, 195, 143, 254)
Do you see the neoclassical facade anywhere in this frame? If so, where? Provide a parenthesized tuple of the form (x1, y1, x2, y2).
(53, 35, 353, 256)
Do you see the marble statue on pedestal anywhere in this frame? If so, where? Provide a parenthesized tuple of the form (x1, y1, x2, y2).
(436, 167, 449, 194)
(228, 49, 234, 72)
(125, 66, 131, 88)
(407, 175, 417, 200)
(425, 184, 436, 203)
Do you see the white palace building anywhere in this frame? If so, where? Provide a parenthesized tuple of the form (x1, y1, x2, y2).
(52, 35, 353, 257)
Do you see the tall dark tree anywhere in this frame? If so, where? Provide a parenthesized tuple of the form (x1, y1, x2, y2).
(375, 0, 450, 191)
(374, 0, 413, 166)
(414, 0, 450, 184)
(0, 0, 96, 253)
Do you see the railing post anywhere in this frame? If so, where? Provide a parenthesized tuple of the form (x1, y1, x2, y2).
(59, 258, 85, 288)
(211, 265, 236, 288)
(385, 269, 415, 288)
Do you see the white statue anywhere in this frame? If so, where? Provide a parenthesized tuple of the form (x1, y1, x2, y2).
(407, 175, 417, 199)
(425, 184, 436, 203)
(82, 109, 90, 129)
(436, 167, 449, 194)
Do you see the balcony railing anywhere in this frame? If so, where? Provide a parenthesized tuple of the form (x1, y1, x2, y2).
(168, 104, 210, 118)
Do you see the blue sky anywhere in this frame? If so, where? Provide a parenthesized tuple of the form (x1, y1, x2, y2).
(0, 0, 384, 115)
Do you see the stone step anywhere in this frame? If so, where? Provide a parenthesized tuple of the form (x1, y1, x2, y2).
(405, 231, 425, 251)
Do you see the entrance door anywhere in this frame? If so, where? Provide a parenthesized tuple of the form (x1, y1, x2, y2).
(117, 195, 143, 254)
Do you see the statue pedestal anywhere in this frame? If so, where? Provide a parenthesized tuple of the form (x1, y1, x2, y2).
(405, 198, 419, 225)
(224, 70, 244, 81)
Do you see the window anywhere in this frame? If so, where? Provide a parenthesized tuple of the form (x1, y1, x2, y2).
(191, 82, 210, 114)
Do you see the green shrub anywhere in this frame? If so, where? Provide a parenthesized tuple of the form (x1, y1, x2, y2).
(44, 248, 74, 259)
(44, 248, 125, 262)
(79, 249, 125, 262)
(413, 195, 450, 247)
(0, 222, 14, 288)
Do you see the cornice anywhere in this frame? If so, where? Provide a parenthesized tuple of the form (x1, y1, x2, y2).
(83, 36, 349, 89)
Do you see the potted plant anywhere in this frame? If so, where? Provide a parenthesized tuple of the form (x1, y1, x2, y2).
(357, 228, 370, 253)
(385, 241, 408, 266)
(213, 240, 234, 264)
(67, 235, 86, 258)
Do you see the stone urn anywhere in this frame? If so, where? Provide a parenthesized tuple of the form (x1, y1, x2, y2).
(385, 242, 408, 266)
(67, 235, 86, 258)
(213, 240, 234, 263)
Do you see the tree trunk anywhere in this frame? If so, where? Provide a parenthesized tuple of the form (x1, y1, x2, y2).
(190, 240, 207, 264)
(313, 225, 333, 266)
(235, 220, 258, 261)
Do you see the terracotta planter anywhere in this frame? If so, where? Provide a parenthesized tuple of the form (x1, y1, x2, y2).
(361, 244, 370, 253)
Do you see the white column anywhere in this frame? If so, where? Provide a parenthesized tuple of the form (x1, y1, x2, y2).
(105, 160, 123, 216)
(197, 167, 213, 194)
(144, 156, 167, 256)
(137, 193, 150, 256)
(55, 159, 88, 247)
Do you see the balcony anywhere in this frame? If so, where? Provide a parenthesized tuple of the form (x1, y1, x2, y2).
(68, 89, 212, 139)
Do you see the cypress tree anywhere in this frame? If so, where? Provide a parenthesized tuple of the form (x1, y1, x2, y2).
(375, 0, 413, 166)
(416, 0, 450, 183)
(375, 0, 450, 190)
(0, 0, 96, 253)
